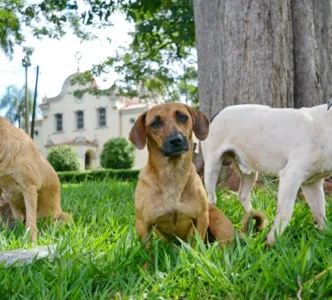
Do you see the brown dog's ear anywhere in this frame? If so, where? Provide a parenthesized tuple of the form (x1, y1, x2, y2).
(185, 105, 210, 140)
(129, 112, 147, 150)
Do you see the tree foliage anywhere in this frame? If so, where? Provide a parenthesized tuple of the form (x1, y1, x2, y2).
(47, 145, 80, 172)
(103, 0, 196, 103)
(1, 0, 197, 105)
(100, 137, 135, 169)
(0, 0, 23, 59)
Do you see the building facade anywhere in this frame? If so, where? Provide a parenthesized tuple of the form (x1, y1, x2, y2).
(33, 73, 158, 170)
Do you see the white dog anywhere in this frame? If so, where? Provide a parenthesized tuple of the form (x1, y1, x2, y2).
(201, 103, 331, 245)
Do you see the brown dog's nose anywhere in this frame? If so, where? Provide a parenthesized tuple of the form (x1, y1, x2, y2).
(169, 134, 184, 147)
(162, 133, 189, 156)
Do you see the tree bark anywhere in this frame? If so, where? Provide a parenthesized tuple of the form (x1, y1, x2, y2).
(194, 0, 294, 118)
(293, 0, 332, 108)
(194, 0, 332, 116)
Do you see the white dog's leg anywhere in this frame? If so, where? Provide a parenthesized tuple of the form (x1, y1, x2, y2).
(238, 172, 257, 213)
(267, 167, 304, 246)
(204, 155, 222, 205)
(301, 179, 326, 229)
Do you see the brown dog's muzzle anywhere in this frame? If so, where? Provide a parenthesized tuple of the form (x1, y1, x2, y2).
(161, 133, 189, 157)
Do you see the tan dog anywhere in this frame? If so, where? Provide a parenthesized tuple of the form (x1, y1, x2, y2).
(129, 103, 266, 256)
(0, 116, 71, 241)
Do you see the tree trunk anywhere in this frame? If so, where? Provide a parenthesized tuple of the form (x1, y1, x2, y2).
(194, 0, 332, 116)
(293, 0, 332, 108)
(194, 0, 294, 118)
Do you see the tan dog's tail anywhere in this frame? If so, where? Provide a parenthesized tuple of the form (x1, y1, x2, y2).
(241, 211, 267, 233)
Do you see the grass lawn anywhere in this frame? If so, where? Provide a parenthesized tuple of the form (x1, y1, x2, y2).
(0, 179, 331, 299)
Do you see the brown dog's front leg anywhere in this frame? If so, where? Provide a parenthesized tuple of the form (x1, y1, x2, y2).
(136, 218, 154, 269)
(195, 211, 209, 241)
(136, 218, 152, 247)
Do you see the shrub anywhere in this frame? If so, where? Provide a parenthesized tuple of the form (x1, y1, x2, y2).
(100, 138, 135, 169)
(57, 169, 139, 183)
(47, 145, 80, 172)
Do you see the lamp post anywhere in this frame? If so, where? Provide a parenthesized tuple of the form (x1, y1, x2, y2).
(22, 54, 31, 134)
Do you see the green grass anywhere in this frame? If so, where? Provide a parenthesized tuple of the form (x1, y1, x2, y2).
(0, 179, 331, 299)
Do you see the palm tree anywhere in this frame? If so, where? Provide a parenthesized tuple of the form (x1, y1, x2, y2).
(0, 85, 33, 128)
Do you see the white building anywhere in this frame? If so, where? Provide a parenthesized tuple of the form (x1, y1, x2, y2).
(33, 73, 160, 170)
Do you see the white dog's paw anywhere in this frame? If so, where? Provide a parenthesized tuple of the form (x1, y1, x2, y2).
(208, 199, 217, 206)
(315, 220, 326, 230)
(266, 231, 275, 247)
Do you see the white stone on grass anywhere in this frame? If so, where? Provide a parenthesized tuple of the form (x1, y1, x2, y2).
(0, 244, 57, 268)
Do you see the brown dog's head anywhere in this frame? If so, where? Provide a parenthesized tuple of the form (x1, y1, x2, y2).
(129, 103, 209, 157)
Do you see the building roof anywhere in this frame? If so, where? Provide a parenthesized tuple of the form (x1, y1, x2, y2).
(119, 103, 148, 110)
(45, 136, 98, 148)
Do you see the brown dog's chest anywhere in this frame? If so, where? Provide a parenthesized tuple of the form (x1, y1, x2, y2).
(149, 199, 199, 241)
(154, 210, 195, 241)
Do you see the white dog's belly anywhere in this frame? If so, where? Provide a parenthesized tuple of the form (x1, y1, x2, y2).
(231, 147, 288, 176)
(304, 171, 332, 184)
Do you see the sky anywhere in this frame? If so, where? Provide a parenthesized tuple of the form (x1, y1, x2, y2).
(0, 4, 133, 105)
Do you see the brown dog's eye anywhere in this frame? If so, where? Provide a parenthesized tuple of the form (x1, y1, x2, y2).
(150, 120, 163, 129)
(177, 113, 188, 124)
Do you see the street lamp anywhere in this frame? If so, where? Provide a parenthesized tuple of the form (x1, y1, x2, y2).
(22, 54, 31, 134)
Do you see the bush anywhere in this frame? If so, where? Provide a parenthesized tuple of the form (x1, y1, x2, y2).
(47, 145, 80, 172)
(57, 169, 139, 183)
(100, 138, 135, 169)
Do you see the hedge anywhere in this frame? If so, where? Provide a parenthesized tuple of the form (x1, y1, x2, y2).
(57, 169, 140, 183)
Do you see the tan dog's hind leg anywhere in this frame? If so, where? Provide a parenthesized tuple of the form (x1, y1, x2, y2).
(23, 186, 38, 242)
(208, 204, 235, 247)
(301, 179, 326, 229)
(54, 212, 72, 224)
(238, 172, 257, 213)
(267, 166, 304, 246)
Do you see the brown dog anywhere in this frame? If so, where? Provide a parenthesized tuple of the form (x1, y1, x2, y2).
(129, 103, 210, 249)
(0, 117, 71, 241)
